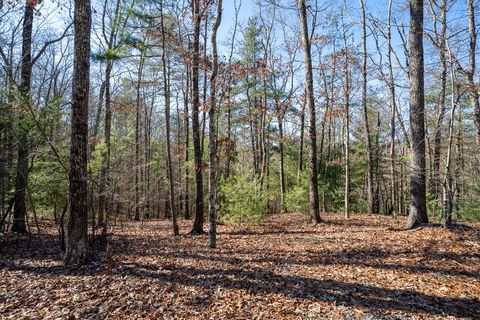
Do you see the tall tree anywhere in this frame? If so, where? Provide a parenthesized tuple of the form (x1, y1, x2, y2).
(134, 51, 145, 221)
(65, 0, 92, 265)
(183, 67, 191, 220)
(387, 0, 398, 216)
(97, 0, 128, 227)
(161, 0, 179, 236)
(341, 7, 351, 219)
(11, 1, 34, 233)
(406, 0, 428, 229)
(359, 0, 376, 214)
(427, 0, 447, 201)
(10, 0, 71, 233)
(190, 0, 205, 234)
(442, 55, 457, 228)
(298, 0, 320, 223)
(208, 0, 222, 248)
(466, 0, 479, 146)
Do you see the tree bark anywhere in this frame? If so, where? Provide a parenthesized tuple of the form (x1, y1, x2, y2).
(428, 0, 447, 201)
(161, 0, 179, 236)
(92, 80, 106, 143)
(208, 0, 222, 248)
(97, 60, 112, 227)
(298, 0, 320, 223)
(97, 0, 123, 227)
(341, 10, 350, 219)
(190, 0, 205, 234)
(359, 0, 375, 214)
(442, 58, 457, 228)
(297, 95, 305, 181)
(65, 0, 92, 265)
(278, 112, 286, 212)
(466, 0, 480, 146)
(12, 1, 34, 233)
(184, 68, 191, 219)
(134, 55, 145, 222)
(386, 0, 398, 216)
(406, 0, 428, 229)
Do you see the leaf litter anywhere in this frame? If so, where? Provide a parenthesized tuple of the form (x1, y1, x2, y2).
(1, 213, 479, 319)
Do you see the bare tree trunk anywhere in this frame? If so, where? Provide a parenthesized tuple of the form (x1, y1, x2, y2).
(226, 100, 233, 177)
(98, 0, 124, 227)
(134, 55, 145, 222)
(359, 0, 375, 214)
(341, 9, 351, 219)
(277, 111, 286, 212)
(190, 0, 205, 234)
(442, 56, 456, 228)
(454, 100, 464, 211)
(428, 0, 447, 201)
(386, 0, 397, 216)
(374, 111, 381, 213)
(97, 60, 112, 227)
(12, 1, 34, 233)
(209, 0, 222, 248)
(175, 91, 183, 220)
(466, 0, 480, 146)
(387, 0, 398, 216)
(144, 88, 154, 219)
(92, 80, 106, 143)
(184, 68, 191, 219)
(406, 0, 428, 229)
(161, 0, 179, 236)
(200, 11, 209, 156)
(65, 0, 91, 265)
(297, 96, 305, 181)
(259, 78, 268, 189)
(319, 73, 331, 213)
(223, 0, 240, 179)
(246, 73, 258, 174)
(298, 0, 320, 223)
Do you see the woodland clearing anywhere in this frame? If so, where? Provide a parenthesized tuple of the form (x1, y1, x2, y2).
(1, 213, 479, 319)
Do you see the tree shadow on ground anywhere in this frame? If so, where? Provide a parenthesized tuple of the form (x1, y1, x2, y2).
(102, 234, 480, 281)
(0, 233, 62, 262)
(221, 229, 317, 236)
(2, 217, 479, 318)
(6, 261, 480, 318)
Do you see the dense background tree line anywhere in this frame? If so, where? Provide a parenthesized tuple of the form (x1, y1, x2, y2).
(0, 0, 479, 263)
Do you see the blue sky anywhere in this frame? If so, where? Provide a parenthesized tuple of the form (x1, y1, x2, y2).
(217, 0, 254, 47)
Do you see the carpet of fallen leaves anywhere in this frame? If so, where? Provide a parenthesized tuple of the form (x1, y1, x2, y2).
(1, 213, 479, 320)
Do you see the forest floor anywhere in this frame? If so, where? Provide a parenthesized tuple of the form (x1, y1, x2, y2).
(1, 213, 479, 320)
